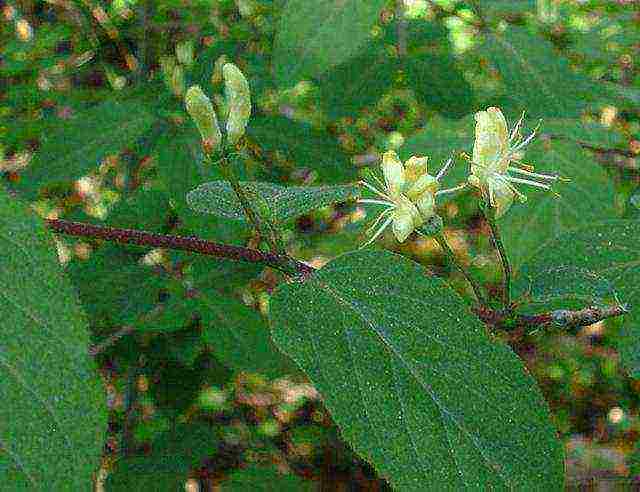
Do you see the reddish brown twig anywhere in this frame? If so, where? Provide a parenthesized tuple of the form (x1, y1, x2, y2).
(45, 218, 315, 278)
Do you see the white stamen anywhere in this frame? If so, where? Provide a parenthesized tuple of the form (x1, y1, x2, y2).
(435, 157, 454, 181)
(435, 184, 467, 197)
(508, 167, 559, 181)
(505, 175, 552, 190)
(510, 111, 526, 142)
(359, 181, 394, 201)
(358, 199, 395, 207)
(366, 207, 394, 234)
(360, 215, 393, 248)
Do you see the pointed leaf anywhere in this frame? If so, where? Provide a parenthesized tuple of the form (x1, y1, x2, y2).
(0, 189, 107, 488)
(270, 250, 563, 489)
(187, 181, 359, 223)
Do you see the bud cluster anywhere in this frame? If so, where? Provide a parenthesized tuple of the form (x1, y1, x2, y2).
(184, 63, 252, 155)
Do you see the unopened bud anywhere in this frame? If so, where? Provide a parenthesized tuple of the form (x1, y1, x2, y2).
(175, 40, 194, 67)
(212, 55, 229, 85)
(185, 86, 222, 154)
(222, 63, 252, 145)
(170, 65, 185, 97)
(160, 55, 176, 77)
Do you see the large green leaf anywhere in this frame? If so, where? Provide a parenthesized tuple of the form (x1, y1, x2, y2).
(514, 220, 640, 376)
(273, 0, 388, 85)
(540, 119, 625, 149)
(200, 291, 295, 378)
(315, 40, 398, 119)
(499, 136, 616, 272)
(270, 250, 563, 489)
(481, 27, 606, 118)
(0, 189, 107, 488)
(187, 181, 359, 223)
(15, 98, 156, 198)
(68, 244, 167, 327)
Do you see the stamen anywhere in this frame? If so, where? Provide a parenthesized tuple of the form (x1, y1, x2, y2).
(366, 207, 394, 234)
(359, 180, 394, 201)
(508, 167, 559, 181)
(435, 156, 454, 181)
(506, 176, 552, 190)
(497, 176, 528, 202)
(360, 215, 393, 248)
(510, 110, 526, 142)
(512, 129, 537, 152)
(435, 184, 467, 197)
(358, 199, 395, 206)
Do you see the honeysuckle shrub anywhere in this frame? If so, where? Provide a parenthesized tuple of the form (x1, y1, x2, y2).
(2, 0, 640, 490)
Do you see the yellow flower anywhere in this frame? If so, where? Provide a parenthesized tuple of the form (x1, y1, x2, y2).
(358, 150, 464, 246)
(467, 107, 561, 218)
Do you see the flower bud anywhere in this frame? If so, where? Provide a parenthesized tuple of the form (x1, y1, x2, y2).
(222, 63, 252, 145)
(170, 65, 185, 97)
(175, 40, 194, 67)
(160, 55, 177, 82)
(185, 86, 222, 154)
(212, 55, 229, 85)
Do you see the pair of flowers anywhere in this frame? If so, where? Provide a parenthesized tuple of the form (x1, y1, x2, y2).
(359, 107, 562, 245)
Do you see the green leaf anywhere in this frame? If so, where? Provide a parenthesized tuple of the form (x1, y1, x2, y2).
(156, 127, 208, 215)
(247, 116, 356, 184)
(270, 250, 563, 489)
(481, 27, 605, 118)
(15, 98, 156, 198)
(0, 189, 107, 488)
(105, 422, 218, 491)
(513, 265, 618, 314)
(513, 220, 640, 376)
(222, 463, 316, 491)
(540, 119, 625, 149)
(273, 0, 388, 85)
(67, 245, 167, 326)
(153, 127, 249, 245)
(315, 38, 398, 119)
(406, 54, 475, 118)
(200, 291, 295, 378)
(499, 137, 616, 272)
(187, 181, 359, 223)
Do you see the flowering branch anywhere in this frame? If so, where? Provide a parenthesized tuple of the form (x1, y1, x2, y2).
(45, 218, 314, 278)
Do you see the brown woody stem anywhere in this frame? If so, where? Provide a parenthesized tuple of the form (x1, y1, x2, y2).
(45, 218, 314, 278)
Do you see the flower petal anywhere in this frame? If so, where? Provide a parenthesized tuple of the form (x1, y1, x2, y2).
(382, 150, 405, 197)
